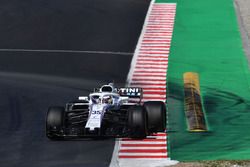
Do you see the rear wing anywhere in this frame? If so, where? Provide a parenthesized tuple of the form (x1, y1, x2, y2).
(118, 87, 143, 98)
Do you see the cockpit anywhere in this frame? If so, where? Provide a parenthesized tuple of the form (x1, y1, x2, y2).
(90, 94, 114, 105)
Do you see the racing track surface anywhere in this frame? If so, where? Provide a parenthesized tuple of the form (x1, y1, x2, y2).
(0, 0, 151, 166)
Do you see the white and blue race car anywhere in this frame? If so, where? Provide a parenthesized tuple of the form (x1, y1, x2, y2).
(46, 83, 166, 139)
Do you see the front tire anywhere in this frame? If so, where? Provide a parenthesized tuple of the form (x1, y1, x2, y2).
(128, 106, 147, 138)
(46, 106, 65, 140)
(144, 101, 166, 133)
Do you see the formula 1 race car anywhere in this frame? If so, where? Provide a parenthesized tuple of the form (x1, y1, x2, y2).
(46, 83, 166, 139)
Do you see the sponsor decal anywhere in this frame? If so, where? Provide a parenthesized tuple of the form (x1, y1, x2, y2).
(119, 88, 142, 97)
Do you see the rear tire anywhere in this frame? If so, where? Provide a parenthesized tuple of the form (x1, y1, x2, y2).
(46, 106, 65, 140)
(144, 101, 166, 133)
(128, 106, 147, 138)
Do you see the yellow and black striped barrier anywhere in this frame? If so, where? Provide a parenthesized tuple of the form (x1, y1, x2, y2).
(183, 72, 207, 132)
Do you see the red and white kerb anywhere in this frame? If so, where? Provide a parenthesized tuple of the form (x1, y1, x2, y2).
(119, 2, 177, 160)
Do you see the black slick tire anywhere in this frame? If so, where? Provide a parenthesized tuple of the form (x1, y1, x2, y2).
(128, 105, 147, 138)
(143, 101, 166, 133)
(46, 106, 65, 140)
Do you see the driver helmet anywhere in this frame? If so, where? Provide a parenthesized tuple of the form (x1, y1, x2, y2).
(103, 95, 113, 104)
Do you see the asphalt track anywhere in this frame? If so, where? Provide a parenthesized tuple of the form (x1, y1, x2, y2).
(0, 0, 151, 166)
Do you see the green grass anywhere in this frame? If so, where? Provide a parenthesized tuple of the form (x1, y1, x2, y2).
(172, 160, 250, 167)
(156, 0, 250, 160)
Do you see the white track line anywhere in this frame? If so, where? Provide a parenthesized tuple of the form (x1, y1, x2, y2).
(0, 49, 133, 55)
